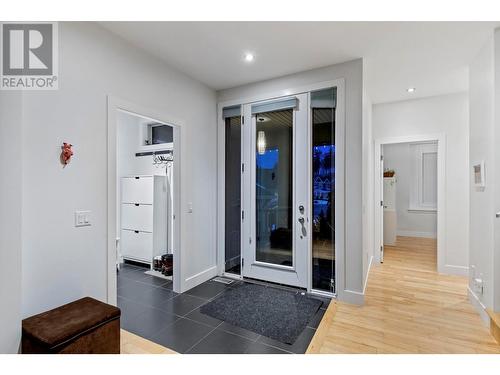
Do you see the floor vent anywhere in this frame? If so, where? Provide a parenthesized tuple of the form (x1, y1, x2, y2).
(212, 277, 234, 285)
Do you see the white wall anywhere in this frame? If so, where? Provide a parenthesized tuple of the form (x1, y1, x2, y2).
(383, 143, 437, 238)
(469, 33, 495, 314)
(494, 29, 500, 313)
(362, 80, 374, 291)
(20, 22, 217, 317)
(0, 91, 23, 353)
(218, 60, 364, 303)
(373, 92, 469, 275)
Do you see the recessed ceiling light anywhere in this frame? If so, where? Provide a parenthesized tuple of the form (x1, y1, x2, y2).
(244, 53, 255, 62)
(407, 87, 416, 93)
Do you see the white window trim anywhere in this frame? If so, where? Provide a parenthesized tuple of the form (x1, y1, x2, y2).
(409, 142, 438, 212)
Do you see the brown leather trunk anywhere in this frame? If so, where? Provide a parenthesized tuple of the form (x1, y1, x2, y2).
(22, 297, 121, 354)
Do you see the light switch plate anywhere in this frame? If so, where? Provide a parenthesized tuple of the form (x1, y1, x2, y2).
(75, 210, 91, 227)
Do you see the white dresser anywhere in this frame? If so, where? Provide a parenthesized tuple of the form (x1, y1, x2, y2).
(120, 175, 167, 267)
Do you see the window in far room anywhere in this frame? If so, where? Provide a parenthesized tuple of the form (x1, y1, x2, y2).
(409, 142, 438, 211)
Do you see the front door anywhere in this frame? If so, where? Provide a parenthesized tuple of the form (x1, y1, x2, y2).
(241, 94, 309, 287)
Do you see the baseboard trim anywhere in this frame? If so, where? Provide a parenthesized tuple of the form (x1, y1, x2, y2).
(183, 266, 218, 292)
(341, 289, 365, 305)
(363, 255, 373, 295)
(345, 255, 373, 305)
(396, 230, 437, 239)
(441, 264, 469, 277)
(468, 286, 490, 325)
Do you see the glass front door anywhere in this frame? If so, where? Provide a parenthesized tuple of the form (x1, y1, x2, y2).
(241, 93, 309, 288)
(255, 109, 293, 267)
(228, 88, 338, 293)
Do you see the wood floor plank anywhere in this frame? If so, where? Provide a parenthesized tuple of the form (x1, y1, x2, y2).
(307, 236, 500, 354)
(120, 329, 177, 354)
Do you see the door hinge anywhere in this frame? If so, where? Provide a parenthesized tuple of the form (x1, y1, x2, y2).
(249, 237, 252, 244)
(242, 258, 244, 268)
(380, 155, 384, 161)
(241, 210, 244, 221)
(380, 200, 383, 206)
(242, 116, 244, 125)
(242, 163, 244, 173)
(330, 278, 335, 288)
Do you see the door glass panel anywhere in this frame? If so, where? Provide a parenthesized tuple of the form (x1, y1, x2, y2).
(225, 116, 241, 274)
(311, 88, 336, 293)
(255, 109, 293, 266)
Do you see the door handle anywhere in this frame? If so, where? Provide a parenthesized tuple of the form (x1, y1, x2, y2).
(496, 212, 500, 218)
(298, 217, 307, 238)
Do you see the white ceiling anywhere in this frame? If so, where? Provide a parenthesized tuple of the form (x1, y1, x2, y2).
(100, 22, 499, 103)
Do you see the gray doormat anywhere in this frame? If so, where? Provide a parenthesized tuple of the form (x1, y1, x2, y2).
(200, 283, 322, 344)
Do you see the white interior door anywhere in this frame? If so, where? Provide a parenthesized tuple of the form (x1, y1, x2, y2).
(241, 94, 309, 287)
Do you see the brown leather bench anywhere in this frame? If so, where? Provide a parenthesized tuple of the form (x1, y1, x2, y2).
(22, 297, 121, 354)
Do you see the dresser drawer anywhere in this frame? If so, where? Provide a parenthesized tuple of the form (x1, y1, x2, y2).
(120, 229, 152, 262)
(121, 204, 153, 232)
(121, 176, 153, 204)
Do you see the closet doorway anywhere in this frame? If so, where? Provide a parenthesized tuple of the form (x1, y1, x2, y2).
(107, 97, 182, 305)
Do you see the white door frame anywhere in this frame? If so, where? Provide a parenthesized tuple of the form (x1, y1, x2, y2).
(107, 95, 183, 305)
(216, 78, 345, 297)
(373, 133, 446, 273)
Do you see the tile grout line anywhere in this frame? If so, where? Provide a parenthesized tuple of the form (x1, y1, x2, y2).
(215, 324, 261, 343)
(258, 342, 294, 354)
(119, 272, 173, 290)
(145, 314, 184, 347)
(118, 292, 180, 317)
(183, 323, 223, 354)
(182, 315, 222, 329)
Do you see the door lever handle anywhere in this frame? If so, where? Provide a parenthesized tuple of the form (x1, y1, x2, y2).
(496, 212, 500, 218)
(298, 217, 305, 224)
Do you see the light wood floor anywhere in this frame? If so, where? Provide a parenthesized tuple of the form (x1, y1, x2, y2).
(121, 329, 177, 354)
(307, 236, 500, 354)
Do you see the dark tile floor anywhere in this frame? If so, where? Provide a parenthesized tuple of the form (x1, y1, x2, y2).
(117, 263, 329, 354)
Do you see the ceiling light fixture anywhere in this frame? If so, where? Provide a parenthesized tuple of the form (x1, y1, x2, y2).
(244, 53, 255, 62)
(257, 131, 266, 155)
(407, 87, 416, 93)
